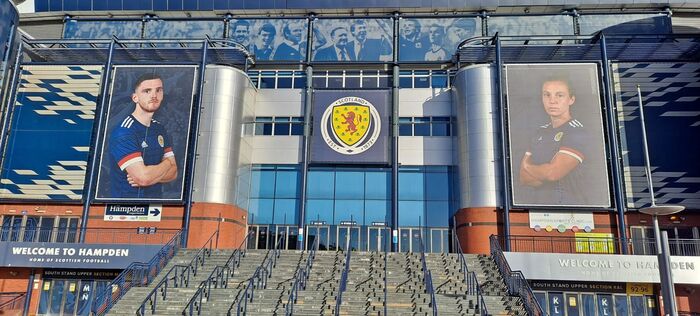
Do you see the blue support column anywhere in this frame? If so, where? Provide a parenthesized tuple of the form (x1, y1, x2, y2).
(297, 14, 316, 250)
(22, 269, 34, 316)
(79, 39, 116, 243)
(391, 12, 400, 252)
(181, 40, 209, 248)
(599, 35, 629, 253)
(494, 35, 511, 251)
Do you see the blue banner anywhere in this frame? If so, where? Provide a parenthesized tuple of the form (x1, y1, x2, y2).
(0, 242, 163, 269)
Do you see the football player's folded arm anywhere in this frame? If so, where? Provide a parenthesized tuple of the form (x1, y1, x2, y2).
(523, 151, 581, 182)
(159, 156, 177, 183)
(519, 154, 543, 186)
(124, 161, 171, 187)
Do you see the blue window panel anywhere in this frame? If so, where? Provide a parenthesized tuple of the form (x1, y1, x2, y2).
(334, 170, 364, 199)
(432, 74, 447, 88)
(199, 0, 214, 10)
(581, 294, 595, 316)
(630, 296, 645, 316)
(153, 0, 168, 10)
(334, 200, 364, 225)
(293, 76, 307, 89)
(49, 0, 63, 11)
(167, 0, 183, 10)
(248, 198, 274, 224)
(250, 169, 276, 198)
(124, 0, 151, 10)
(273, 198, 299, 224)
(535, 292, 547, 313)
(275, 169, 300, 198)
(183, 0, 198, 10)
(93, 0, 109, 9)
(307, 170, 334, 199)
(365, 170, 390, 200)
(614, 295, 629, 316)
(425, 171, 449, 201)
(277, 77, 293, 88)
(290, 123, 304, 136)
(548, 292, 565, 316)
(36, 0, 50, 11)
(77, 0, 93, 10)
(213, 0, 228, 9)
(399, 123, 412, 136)
(426, 201, 449, 227)
(414, 76, 430, 88)
(273, 117, 290, 135)
(364, 200, 390, 225)
(597, 294, 613, 316)
(398, 201, 424, 226)
(63, 0, 79, 10)
(306, 199, 334, 224)
(107, 0, 123, 10)
(398, 171, 424, 201)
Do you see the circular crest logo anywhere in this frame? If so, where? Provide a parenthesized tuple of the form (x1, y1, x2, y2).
(321, 97, 381, 155)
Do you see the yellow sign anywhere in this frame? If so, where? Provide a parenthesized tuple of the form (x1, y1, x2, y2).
(43, 282, 50, 291)
(575, 232, 615, 254)
(332, 105, 370, 146)
(69, 283, 76, 292)
(627, 283, 653, 295)
(568, 296, 577, 307)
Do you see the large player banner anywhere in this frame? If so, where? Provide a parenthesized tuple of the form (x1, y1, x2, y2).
(311, 90, 390, 164)
(95, 66, 197, 202)
(505, 63, 611, 208)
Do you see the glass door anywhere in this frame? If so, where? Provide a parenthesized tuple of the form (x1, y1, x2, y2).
(306, 225, 331, 251)
(336, 225, 361, 251)
(367, 227, 389, 252)
(274, 225, 299, 250)
(248, 225, 270, 249)
(429, 228, 449, 253)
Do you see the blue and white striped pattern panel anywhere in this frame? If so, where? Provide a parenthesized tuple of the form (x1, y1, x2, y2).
(613, 63, 700, 209)
(0, 65, 103, 200)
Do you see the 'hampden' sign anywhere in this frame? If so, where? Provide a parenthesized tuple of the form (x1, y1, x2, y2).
(0, 242, 163, 269)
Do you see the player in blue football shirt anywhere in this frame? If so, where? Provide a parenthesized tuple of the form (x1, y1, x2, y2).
(108, 73, 177, 198)
(519, 76, 594, 205)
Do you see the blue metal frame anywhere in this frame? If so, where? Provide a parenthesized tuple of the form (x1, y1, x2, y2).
(0, 41, 24, 186)
(390, 12, 400, 252)
(79, 39, 115, 242)
(297, 14, 316, 250)
(181, 39, 210, 247)
(599, 34, 629, 253)
(22, 269, 33, 316)
(494, 34, 512, 251)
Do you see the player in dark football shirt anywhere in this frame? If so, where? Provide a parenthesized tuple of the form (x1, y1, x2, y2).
(108, 73, 177, 198)
(519, 77, 594, 205)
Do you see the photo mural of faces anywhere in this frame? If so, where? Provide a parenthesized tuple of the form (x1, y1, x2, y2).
(398, 17, 480, 61)
(312, 19, 393, 62)
(229, 19, 308, 61)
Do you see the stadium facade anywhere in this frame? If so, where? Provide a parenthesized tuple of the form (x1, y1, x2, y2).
(0, 0, 699, 314)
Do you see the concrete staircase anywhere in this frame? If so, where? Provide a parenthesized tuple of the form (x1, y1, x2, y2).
(105, 249, 525, 316)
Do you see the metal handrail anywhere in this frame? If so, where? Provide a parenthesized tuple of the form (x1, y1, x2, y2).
(418, 235, 437, 316)
(182, 232, 254, 316)
(0, 292, 26, 311)
(489, 235, 544, 316)
(454, 236, 488, 315)
(0, 226, 180, 244)
(285, 236, 319, 316)
(92, 230, 184, 315)
(135, 229, 219, 315)
(230, 234, 285, 316)
(500, 234, 700, 256)
(334, 234, 352, 316)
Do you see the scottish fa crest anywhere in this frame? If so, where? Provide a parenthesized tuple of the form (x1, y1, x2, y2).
(320, 97, 381, 155)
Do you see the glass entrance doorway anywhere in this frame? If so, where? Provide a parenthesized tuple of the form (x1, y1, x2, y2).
(38, 279, 110, 316)
(274, 225, 298, 250)
(399, 227, 424, 252)
(336, 225, 361, 251)
(367, 227, 390, 252)
(249, 225, 298, 250)
(305, 224, 331, 250)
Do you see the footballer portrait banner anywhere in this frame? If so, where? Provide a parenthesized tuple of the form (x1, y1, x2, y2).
(95, 66, 197, 202)
(505, 63, 611, 208)
(311, 90, 389, 164)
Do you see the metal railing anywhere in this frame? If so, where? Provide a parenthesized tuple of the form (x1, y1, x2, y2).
(0, 292, 26, 311)
(454, 237, 488, 316)
(91, 230, 184, 316)
(135, 229, 220, 315)
(500, 235, 700, 257)
(489, 235, 544, 316)
(182, 231, 254, 316)
(334, 235, 353, 316)
(229, 234, 285, 316)
(383, 239, 388, 316)
(0, 226, 179, 244)
(418, 234, 438, 316)
(285, 236, 319, 316)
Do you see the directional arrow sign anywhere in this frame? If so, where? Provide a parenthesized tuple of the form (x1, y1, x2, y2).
(104, 204, 162, 222)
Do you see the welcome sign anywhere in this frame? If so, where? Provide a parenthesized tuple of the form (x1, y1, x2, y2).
(311, 90, 390, 164)
(0, 242, 163, 269)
